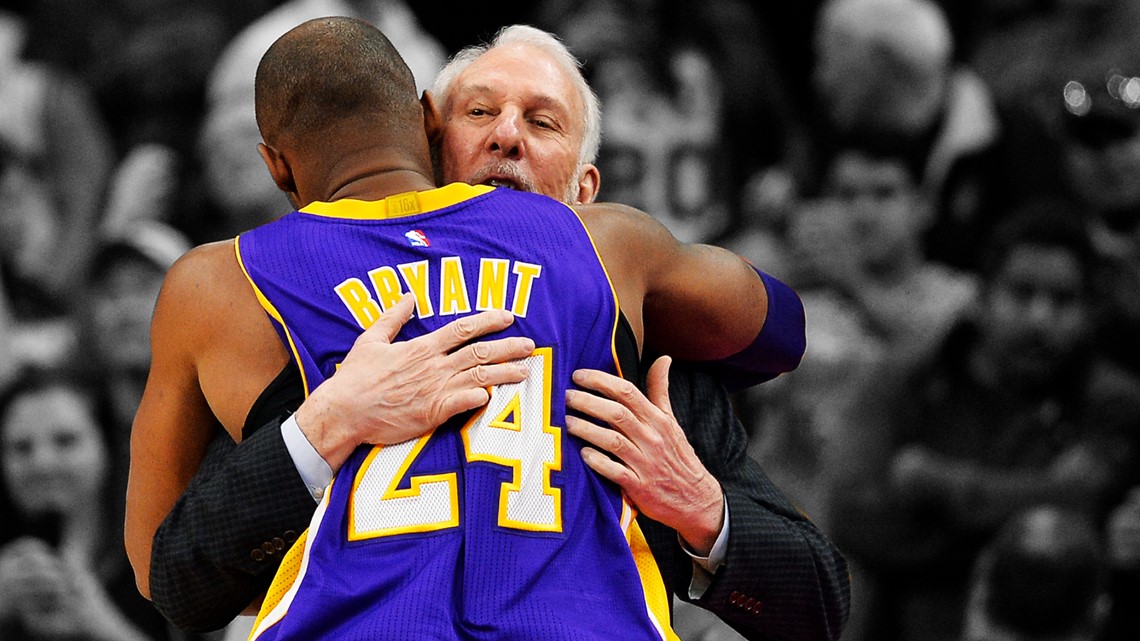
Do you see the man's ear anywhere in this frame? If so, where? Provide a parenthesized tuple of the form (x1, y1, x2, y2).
(575, 164, 601, 204)
(421, 91, 444, 147)
(257, 142, 296, 196)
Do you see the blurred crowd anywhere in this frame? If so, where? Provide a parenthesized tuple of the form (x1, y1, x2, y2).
(1, 0, 1139, 640)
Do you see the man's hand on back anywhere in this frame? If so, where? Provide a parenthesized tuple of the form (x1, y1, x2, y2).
(565, 356, 725, 556)
(295, 294, 535, 471)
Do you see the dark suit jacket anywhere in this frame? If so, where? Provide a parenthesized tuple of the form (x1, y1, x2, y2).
(149, 365, 849, 640)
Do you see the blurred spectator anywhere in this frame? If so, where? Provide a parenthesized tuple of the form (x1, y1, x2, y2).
(91, 0, 270, 156)
(736, 147, 977, 534)
(16, 0, 283, 252)
(825, 206, 1140, 641)
(0, 372, 173, 640)
(1105, 486, 1140, 641)
(743, 147, 977, 531)
(790, 149, 978, 358)
(808, 0, 1054, 271)
(100, 143, 183, 238)
(1054, 71, 1140, 376)
(541, 0, 807, 243)
(961, 505, 1110, 641)
(18, 0, 273, 115)
(81, 222, 190, 528)
(193, 0, 445, 242)
(0, 8, 115, 302)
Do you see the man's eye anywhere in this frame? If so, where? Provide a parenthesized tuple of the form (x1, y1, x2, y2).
(532, 119, 553, 129)
(469, 108, 486, 117)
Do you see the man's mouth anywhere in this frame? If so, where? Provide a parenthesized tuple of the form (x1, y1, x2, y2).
(470, 162, 534, 193)
(484, 177, 522, 191)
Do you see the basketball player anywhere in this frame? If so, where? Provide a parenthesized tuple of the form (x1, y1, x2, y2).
(126, 17, 790, 640)
(140, 24, 846, 641)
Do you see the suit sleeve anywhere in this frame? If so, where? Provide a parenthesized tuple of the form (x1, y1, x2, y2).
(148, 418, 318, 632)
(665, 365, 850, 641)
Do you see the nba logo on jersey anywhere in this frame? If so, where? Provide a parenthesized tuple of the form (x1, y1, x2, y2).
(404, 230, 430, 247)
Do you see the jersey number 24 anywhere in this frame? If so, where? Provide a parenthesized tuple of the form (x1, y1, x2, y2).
(346, 348, 563, 539)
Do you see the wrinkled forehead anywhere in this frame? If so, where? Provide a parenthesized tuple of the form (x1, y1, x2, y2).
(452, 44, 584, 121)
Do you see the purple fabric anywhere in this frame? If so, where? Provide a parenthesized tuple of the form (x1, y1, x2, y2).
(714, 267, 805, 391)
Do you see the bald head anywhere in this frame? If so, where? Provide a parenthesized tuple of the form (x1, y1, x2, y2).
(255, 17, 420, 147)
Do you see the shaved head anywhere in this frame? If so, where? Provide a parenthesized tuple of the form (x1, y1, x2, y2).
(255, 16, 420, 147)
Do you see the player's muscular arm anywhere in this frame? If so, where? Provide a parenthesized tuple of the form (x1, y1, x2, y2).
(193, 244, 292, 438)
(125, 243, 287, 598)
(575, 203, 767, 359)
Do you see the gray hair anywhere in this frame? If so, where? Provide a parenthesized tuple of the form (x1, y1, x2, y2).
(431, 24, 602, 166)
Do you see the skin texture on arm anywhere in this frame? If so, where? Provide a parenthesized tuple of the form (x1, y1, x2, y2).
(125, 242, 289, 598)
(574, 201, 767, 360)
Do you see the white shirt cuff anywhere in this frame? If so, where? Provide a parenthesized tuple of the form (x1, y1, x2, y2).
(680, 498, 730, 599)
(280, 414, 334, 502)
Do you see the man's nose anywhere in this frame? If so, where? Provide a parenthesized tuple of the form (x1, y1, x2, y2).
(487, 110, 523, 158)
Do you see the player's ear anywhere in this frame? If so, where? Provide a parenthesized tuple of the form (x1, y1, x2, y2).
(257, 142, 296, 195)
(574, 164, 601, 204)
(421, 91, 443, 147)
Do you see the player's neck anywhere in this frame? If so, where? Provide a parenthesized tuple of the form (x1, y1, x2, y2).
(319, 168, 437, 205)
(295, 140, 437, 206)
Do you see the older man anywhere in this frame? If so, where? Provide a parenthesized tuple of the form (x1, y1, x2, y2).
(140, 24, 848, 641)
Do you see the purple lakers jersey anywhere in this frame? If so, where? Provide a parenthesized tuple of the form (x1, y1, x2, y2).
(237, 184, 677, 641)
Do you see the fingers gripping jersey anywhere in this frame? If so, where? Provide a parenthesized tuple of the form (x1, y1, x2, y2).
(236, 184, 678, 641)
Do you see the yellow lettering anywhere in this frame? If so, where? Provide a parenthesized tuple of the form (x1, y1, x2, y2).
(476, 258, 510, 311)
(511, 262, 542, 317)
(335, 278, 382, 329)
(398, 260, 434, 318)
(368, 266, 404, 311)
(439, 256, 472, 316)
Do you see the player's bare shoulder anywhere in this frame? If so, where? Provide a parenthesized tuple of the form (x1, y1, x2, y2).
(160, 240, 232, 304)
(152, 238, 289, 436)
(152, 239, 261, 349)
(570, 202, 679, 272)
(572, 202, 675, 244)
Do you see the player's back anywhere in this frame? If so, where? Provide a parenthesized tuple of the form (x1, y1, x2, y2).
(236, 183, 676, 641)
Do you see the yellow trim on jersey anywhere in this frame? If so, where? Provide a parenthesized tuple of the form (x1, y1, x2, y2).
(628, 520, 682, 641)
(566, 208, 677, 639)
(298, 182, 495, 220)
(234, 237, 312, 397)
(565, 205, 627, 381)
(248, 477, 336, 640)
